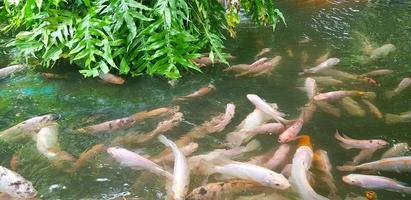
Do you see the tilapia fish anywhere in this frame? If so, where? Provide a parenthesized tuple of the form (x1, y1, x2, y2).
(0, 64, 27, 79)
(301, 58, 340, 75)
(0, 114, 59, 141)
(343, 174, 411, 194)
(246, 94, 289, 124)
(175, 84, 216, 101)
(381, 143, 409, 159)
(385, 111, 411, 124)
(370, 44, 396, 60)
(99, 72, 125, 85)
(278, 114, 304, 143)
(337, 156, 411, 172)
(338, 97, 366, 117)
(385, 77, 411, 98)
(36, 124, 76, 162)
(334, 130, 388, 150)
(314, 90, 376, 102)
(0, 166, 37, 199)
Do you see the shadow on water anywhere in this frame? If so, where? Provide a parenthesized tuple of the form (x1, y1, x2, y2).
(0, 0, 411, 199)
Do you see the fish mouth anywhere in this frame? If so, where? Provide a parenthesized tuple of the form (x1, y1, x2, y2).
(342, 176, 350, 184)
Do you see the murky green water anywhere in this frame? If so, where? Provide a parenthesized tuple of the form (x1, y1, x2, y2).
(1, 1, 411, 199)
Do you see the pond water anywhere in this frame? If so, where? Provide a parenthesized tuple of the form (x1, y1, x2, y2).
(1, 1, 411, 199)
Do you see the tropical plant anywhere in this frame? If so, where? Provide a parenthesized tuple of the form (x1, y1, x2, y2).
(1, 0, 284, 79)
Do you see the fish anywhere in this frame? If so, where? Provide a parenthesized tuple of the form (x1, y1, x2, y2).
(41, 72, 68, 79)
(290, 135, 329, 200)
(352, 149, 378, 165)
(175, 84, 216, 101)
(0, 64, 27, 79)
(300, 58, 340, 75)
(264, 144, 291, 170)
(10, 153, 19, 171)
(278, 113, 304, 143)
(314, 101, 341, 118)
(158, 135, 190, 200)
(201, 160, 290, 190)
(254, 48, 272, 59)
(208, 103, 235, 133)
(354, 31, 374, 56)
(385, 111, 411, 124)
(337, 97, 366, 117)
(334, 130, 388, 150)
(381, 143, 409, 159)
(224, 58, 269, 73)
(192, 53, 235, 67)
(236, 56, 282, 77)
(302, 102, 317, 123)
(190, 140, 261, 173)
(186, 180, 270, 200)
(236, 108, 273, 131)
(36, 124, 76, 162)
(300, 50, 309, 67)
(299, 35, 312, 44)
(318, 69, 376, 85)
(361, 99, 383, 119)
(99, 72, 125, 85)
(360, 69, 393, 77)
(107, 146, 173, 179)
(337, 156, 411, 172)
(246, 94, 289, 124)
(0, 114, 59, 141)
(385, 77, 411, 98)
(313, 90, 376, 102)
(286, 47, 295, 58)
(370, 44, 396, 60)
(0, 166, 37, 199)
(77, 106, 177, 134)
(112, 112, 183, 145)
(342, 174, 411, 194)
(305, 77, 318, 100)
(314, 50, 331, 66)
(70, 144, 106, 172)
(236, 192, 297, 200)
(281, 164, 292, 177)
(313, 150, 339, 199)
(152, 142, 199, 164)
(225, 123, 284, 147)
(310, 76, 344, 86)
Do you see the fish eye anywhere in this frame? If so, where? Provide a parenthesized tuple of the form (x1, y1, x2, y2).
(369, 140, 373, 143)
(275, 183, 280, 186)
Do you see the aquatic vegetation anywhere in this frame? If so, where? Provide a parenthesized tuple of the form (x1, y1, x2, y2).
(1, 0, 284, 79)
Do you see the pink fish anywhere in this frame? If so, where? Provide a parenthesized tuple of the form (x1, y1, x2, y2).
(314, 90, 376, 102)
(334, 130, 388, 150)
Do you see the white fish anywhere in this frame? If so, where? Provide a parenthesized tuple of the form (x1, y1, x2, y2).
(290, 136, 329, 200)
(370, 44, 396, 60)
(361, 69, 393, 77)
(158, 135, 190, 200)
(334, 130, 388, 150)
(337, 156, 411, 172)
(152, 142, 199, 164)
(385, 111, 411, 124)
(301, 58, 340, 75)
(225, 123, 284, 147)
(236, 108, 273, 131)
(278, 116, 304, 143)
(351, 149, 377, 165)
(0, 114, 59, 140)
(385, 77, 411, 98)
(107, 147, 173, 179)
(0, 64, 27, 79)
(0, 166, 37, 199)
(264, 144, 291, 170)
(381, 143, 409, 159)
(36, 124, 75, 162)
(246, 94, 289, 124)
(314, 90, 376, 102)
(206, 160, 290, 190)
(342, 174, 411, 194)
(305, 77, 318, 100)
(310, 76, 344, 86)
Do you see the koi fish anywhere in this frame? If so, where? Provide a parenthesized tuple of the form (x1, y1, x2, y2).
(310, 76, 344, 86)
(152, 142, 199, 164)
(41, 72, 68, 79)
(314, 50, 331, 66)
(236, 56, 282, 77)
(225, 123, 284, 147)
(98, 72, 125, 85)
(342, 174, 411, 194)
(313, 150, 339, 199)
(158, 135, 190, 200)
(337, 156, 411, 172)
(70, 144, 106, 172)
(334, 130, 388, 150)
(0, 166, 37, 199)
(224, 58, 269, 73)
(351, 149, 377, 165)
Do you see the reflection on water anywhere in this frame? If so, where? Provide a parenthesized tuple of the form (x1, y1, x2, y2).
(1, 1, 411, 199)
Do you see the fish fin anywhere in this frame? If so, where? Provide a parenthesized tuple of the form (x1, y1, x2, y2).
(385, 90, 397, 99)
(339, 142, 352, 150)
(400, 186, 411, 194)
(336, 165, 356, 172)
(158, 135, 177, 149)
(334, 130, 344, 142)
(225, 131, 246, 148)
(243, 139, 261, 153)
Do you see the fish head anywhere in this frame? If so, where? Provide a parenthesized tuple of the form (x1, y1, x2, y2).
(10, 180, 37, 199)
(376, 140, 389, 148)
(278, 133, 292, 143)
(342, 174, 361, 186)
(264, 172, 291, 190)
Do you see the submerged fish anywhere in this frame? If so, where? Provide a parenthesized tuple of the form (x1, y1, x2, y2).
(175, 84, 216, 101)
(337, 156, 411, 172)
(246, 94, 289, 124)
(314, 50, 331, 66)
(310, 76, 344, 86)
(236, 108, 273, 131)
(225, 123, 284, 147)
(301, 58, 340, 75)
(313, 150, 339, 199)
(224, 58, 269, 73)
(361, 69, 393, 77)
(290, 135, 329, 200)
(158, 135, 190, 200)
(0, 114, 59, 141)
(338, 97, 366, 117)
(278, 116, 304, 143)
(41, 72, 68, 79)
(305, 77, 318, 100)
(0, 64, 27, 79)
(186, 180, 268, 200)
(99, 72, 125, 85)
(343, 174, 411, 194)
(254, 48, 272, 59)
(107, 147, 173, 179)
(36, 124, 76, 162)
(236, 56, 282, 77)
(314, 90, 376, 102)
(334, 130, 388, 150)
(361, 99, 383, 119)
(352, 149, 378, 165)
(385, 77, 411, 98)
(264, 144, 291, 170)
(152, 142, 199, 164)
(381, 143, 409, 159)
(70, 144, 106, 172)
(370, 44, 396, 60)
(385, 111, 411, 124)
(0, 166, 37, 199)
(315, 101, 341, 118)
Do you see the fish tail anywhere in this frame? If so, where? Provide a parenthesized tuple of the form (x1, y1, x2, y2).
(243, 139, 261, 153)
(297, 135, 312, 148)
(158, 135, 177, 150)
(400, 186, 411, 194)
(334, 130, 344, 142)
(385, 90, 398, 99)
(385, 113, 404, 124)
(336, 165, 356, 172)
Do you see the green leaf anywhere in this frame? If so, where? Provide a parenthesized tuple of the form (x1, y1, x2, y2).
(43, 46, 62, 61)
(119, 57, 130, 74)
(99, 61, 110, 74)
